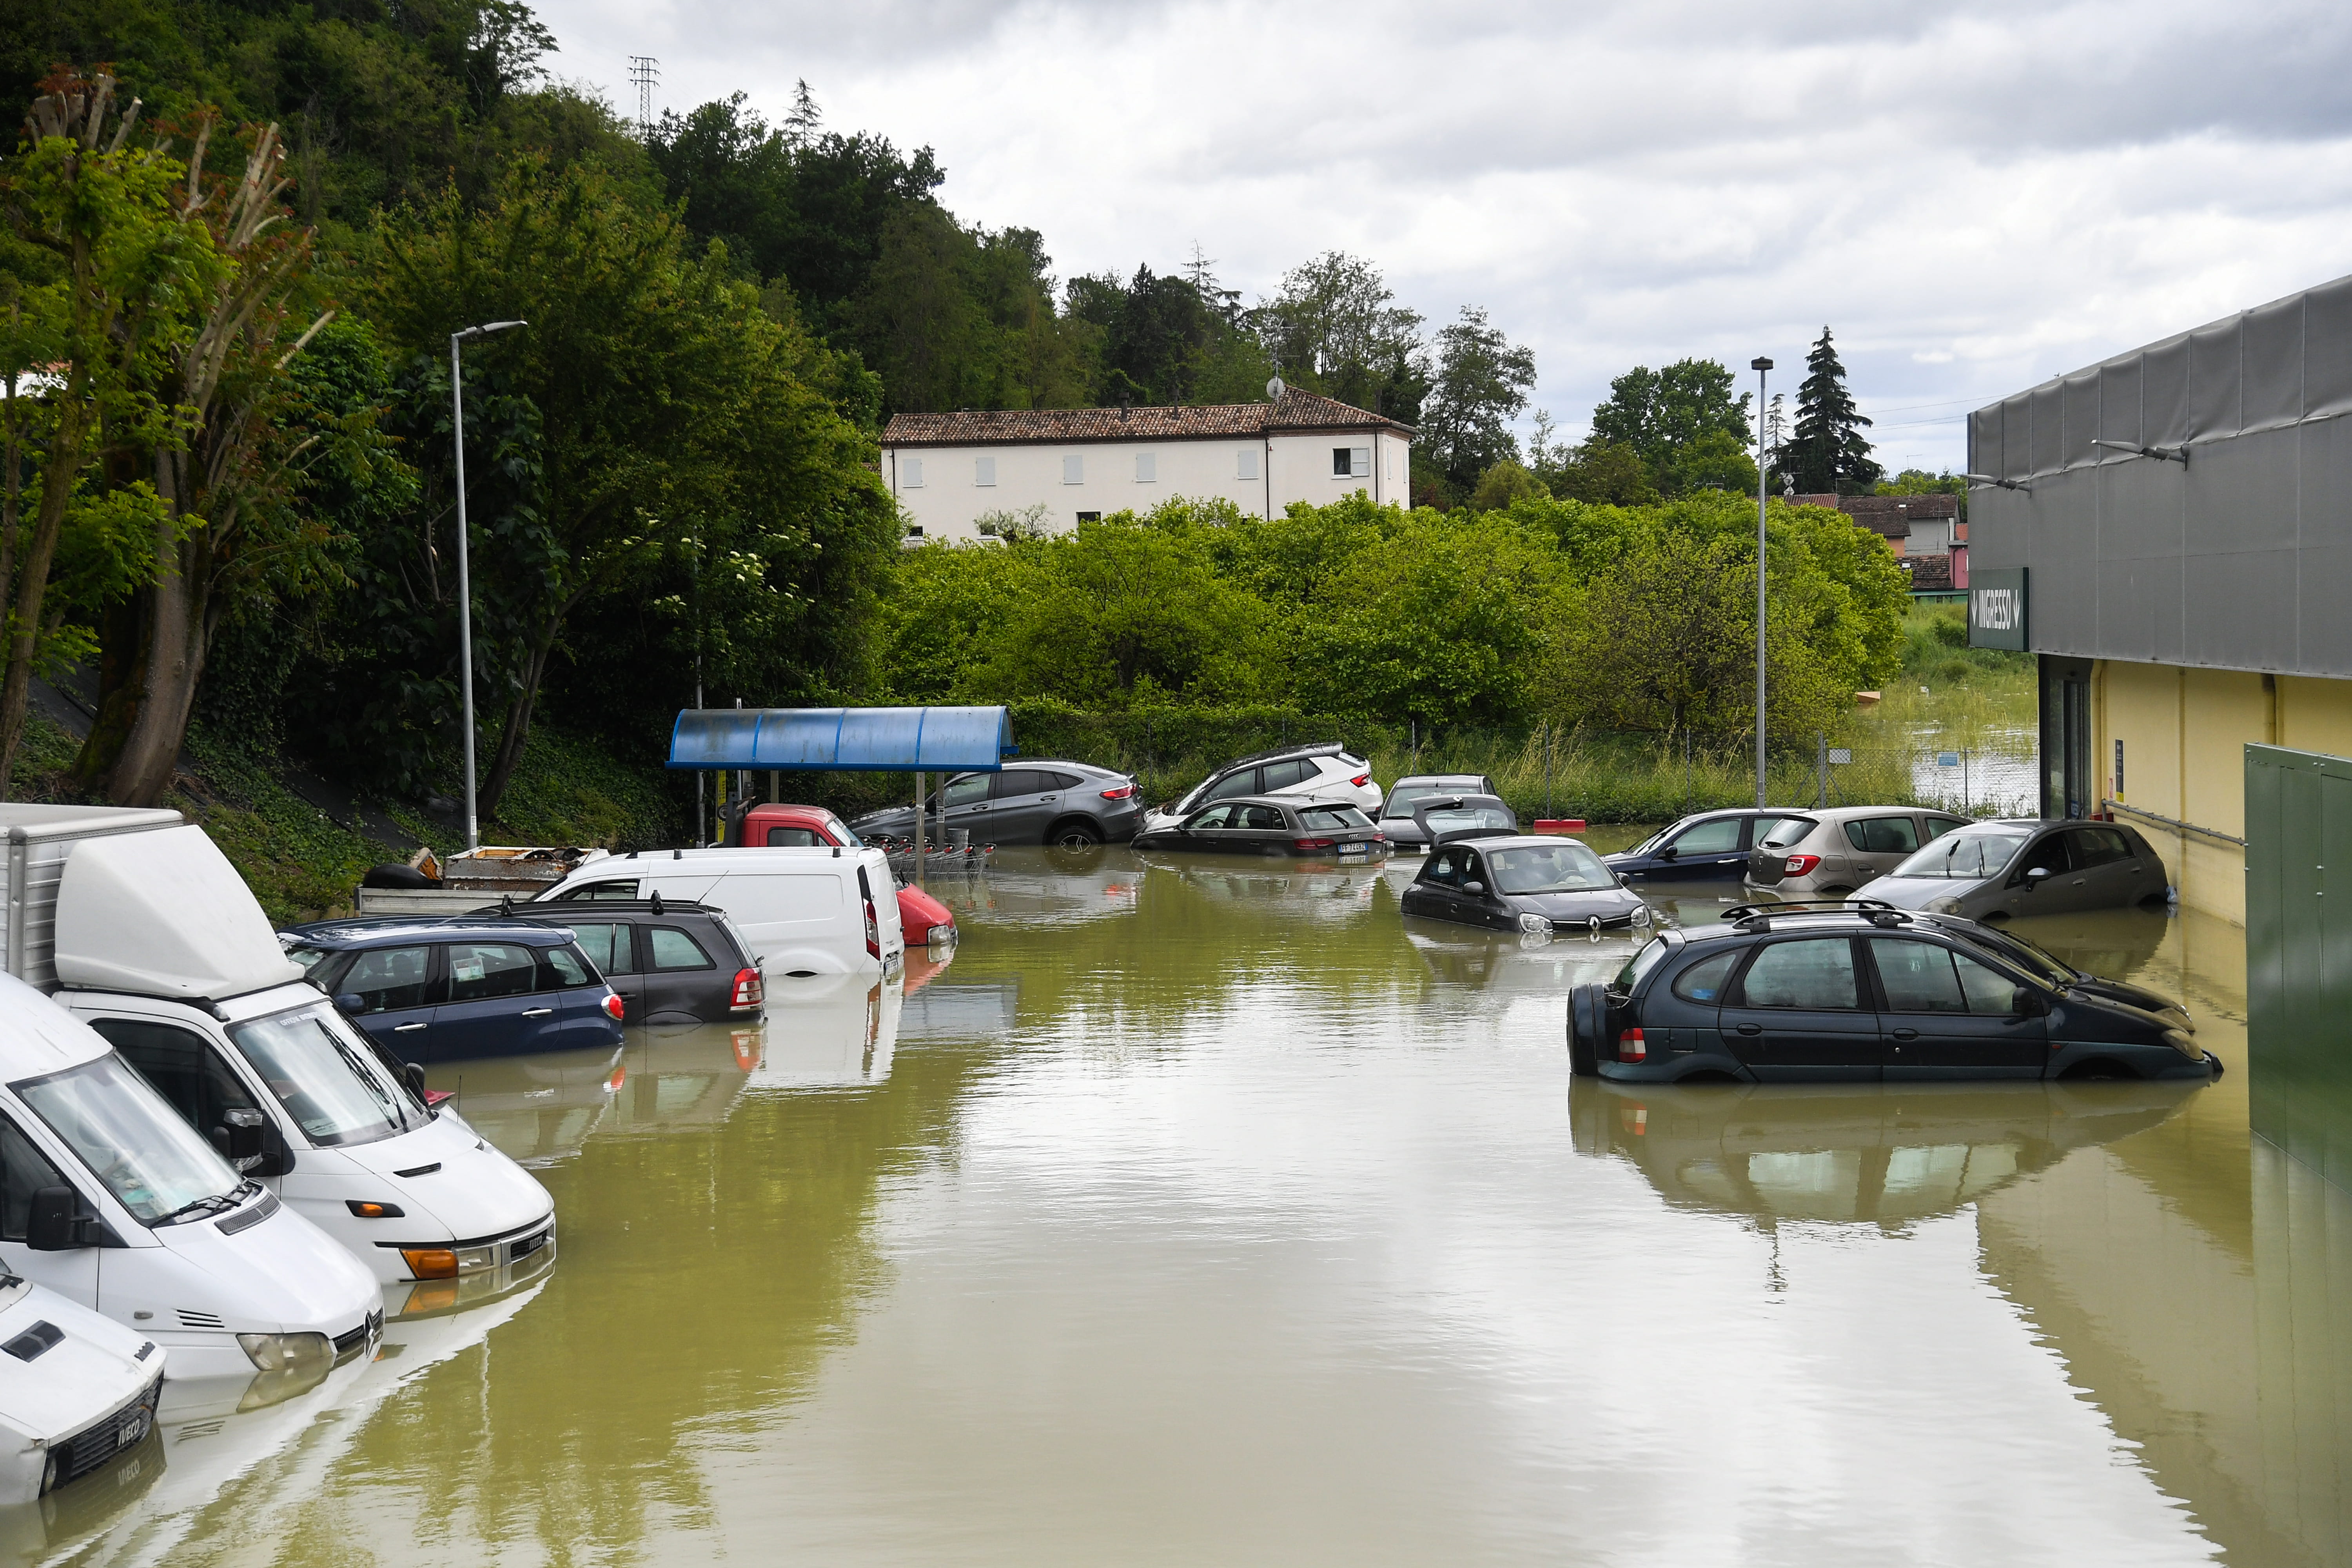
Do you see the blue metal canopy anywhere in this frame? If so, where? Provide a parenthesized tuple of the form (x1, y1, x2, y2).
(668, 706, 1013, 772)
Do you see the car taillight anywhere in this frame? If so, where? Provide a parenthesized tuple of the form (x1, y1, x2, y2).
(603, 992, 625, 1022)
(1350, 773, 1371, 787)
(1784, 853, 1822, 876)
(864, 898, 880, 958)
(1294, 837, 1335, 850)
(1099, 783, 1135, 800)
(730, 967, 764, 1008)
(1617, 1027, 1647, 1062)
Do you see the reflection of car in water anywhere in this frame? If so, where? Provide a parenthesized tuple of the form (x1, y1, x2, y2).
(1572, 1076, 2202, 1230)
(751, 973, 902, 1089)
(1401, 923, 1641, 993)
(430, 1045, 625, 1167)
(919, 848, 1140, 930)
(1148, 860, 1388, 921)
(603, 1022, 767, 1134)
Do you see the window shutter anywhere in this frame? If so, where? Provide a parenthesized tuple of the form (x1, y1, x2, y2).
(975, 455, 996, 486)
(1238, 447, 1259, 481)
(1136, 452, 1155, 482)
(1351, 446, 1371, 477)
(902, 457, 923, 488)
(1063, 455, 1084, 485)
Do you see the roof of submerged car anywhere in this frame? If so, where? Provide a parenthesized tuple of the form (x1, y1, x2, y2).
(281, 915, 578, 949)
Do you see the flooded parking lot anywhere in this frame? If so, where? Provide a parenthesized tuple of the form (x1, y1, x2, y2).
(18, 848, 2352, 1566)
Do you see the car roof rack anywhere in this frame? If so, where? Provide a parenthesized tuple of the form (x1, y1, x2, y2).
(1718, 897, 1911, 933)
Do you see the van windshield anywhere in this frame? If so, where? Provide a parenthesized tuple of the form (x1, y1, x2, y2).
(230, 1003, 427, 1147)
(15, 1054, 242, 1225)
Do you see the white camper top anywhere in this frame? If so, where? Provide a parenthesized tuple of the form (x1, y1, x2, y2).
(53, 824, 301, 1000)
(0, 806, 183, 987)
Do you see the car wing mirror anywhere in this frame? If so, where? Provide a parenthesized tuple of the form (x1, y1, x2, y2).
(1656, 846, 1677, 861)
(2024, 866, 2052, 887)
(2013, 985, 2050, 1016)
(333, 991, 365, 1016)
(1463, 881, 1486, 895)
(25, 1186, 94, 1251)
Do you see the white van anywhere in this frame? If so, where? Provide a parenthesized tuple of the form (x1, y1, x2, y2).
(0, 969, 379, 1382)
(537, 847, 906, 976)
(0, 1274, 162, 1503)
(0, 809, 559, 1297)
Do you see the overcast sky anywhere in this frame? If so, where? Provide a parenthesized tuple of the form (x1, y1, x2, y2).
(527, 0, 2352, 472)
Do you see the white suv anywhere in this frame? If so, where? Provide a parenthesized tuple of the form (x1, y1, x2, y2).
(1143, 745, 1382, 833)
(1742, 806, 1973, 898)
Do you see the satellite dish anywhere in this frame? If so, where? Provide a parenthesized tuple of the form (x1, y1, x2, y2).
(1266, 375, 1285, 401)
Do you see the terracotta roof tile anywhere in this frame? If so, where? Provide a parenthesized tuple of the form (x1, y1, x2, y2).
(883, 387, 1410, 447)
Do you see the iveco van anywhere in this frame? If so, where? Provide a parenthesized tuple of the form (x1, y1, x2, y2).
(0, 811, 561, 1294)
(0, 969, 380, 1382)
(538, 846, 906, 976)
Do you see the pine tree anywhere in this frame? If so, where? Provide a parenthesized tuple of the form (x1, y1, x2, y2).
(1787, 327, 1882, 494)
(784, 78, 821, 144)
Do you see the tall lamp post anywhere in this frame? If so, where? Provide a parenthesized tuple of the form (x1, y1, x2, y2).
(1750, 356, 1773, 809)
(450, 319, 527, 852)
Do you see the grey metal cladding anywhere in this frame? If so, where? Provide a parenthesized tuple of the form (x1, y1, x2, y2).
(2308, 276, 2352, 420)
(2063, 372, 2100, 469)
(2244, 296, 2305, 432)
(2031, 383, 2065, 475)
(2188, 319, 2244, 439)
(2098, 356, 2142, 450)
(2143, 336, 2191, 447)
(1965, 267, 2352, 678)
(2003, 393, 2034, 480)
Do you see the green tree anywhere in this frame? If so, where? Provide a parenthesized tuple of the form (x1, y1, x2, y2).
(1420, 306, 1536, 493)
(1254, 252, 1426, 419)
(1588, 358, 1752, 497)
(1786, 326, 1882, 494)
(1547, 441, 1658, 505)
(1470, 459, 1546, 512)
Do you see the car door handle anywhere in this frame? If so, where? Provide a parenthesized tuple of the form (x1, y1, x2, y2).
(521, 1007, 553, 1018)
(393, 1022, 427, 1033)
(1891, 1028, 1920, 1040)
(1735, 1023, 1763, 1035)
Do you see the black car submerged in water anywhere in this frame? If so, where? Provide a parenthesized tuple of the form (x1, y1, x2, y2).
(1565, 901, 2218, 1083)
(1399, 817, 1653, 934)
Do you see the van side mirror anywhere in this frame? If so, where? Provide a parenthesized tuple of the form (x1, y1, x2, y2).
(333, 992, 365, 1016)
(26, 1187, 89, 1251)
(213, 1107, 266, 1163)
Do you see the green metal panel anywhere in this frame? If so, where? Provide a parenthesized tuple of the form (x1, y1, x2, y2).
(2247, 744, 2352, 1190)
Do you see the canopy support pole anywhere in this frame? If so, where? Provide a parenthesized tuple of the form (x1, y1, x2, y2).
(914, 770, 926, 888)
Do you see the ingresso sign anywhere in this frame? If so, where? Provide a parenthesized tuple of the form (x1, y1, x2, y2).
(1969, 567, 2028, 651)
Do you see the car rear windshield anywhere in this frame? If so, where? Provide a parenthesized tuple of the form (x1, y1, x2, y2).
(1299, 806, 1372, 830)
(1889, 830, 2028, 879)
(1488, 843, 1615, 893)
(1423, 805, 1515, 834)
(1755, 816, 1815, 849)
(1615, 937, 1670, 993)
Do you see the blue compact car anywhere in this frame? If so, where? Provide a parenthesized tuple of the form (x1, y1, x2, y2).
(1604, 810, 1816, 882)
(280, 916, 626, 1063)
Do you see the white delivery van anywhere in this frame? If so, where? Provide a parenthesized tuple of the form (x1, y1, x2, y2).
(538, 846, 906, 976)
(0, 966, 378, 1382)
(0, 1273, 162, 1503)
(0, 807, 555, 1299)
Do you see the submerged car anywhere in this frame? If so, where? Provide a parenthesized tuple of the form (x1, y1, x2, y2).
(1378, 774, 1499, 851)
(1409, 795, 1518, 842)
(1142, 743, 1382, 832)
(1604, 810, 1814, 882)
(1565, 903, 2221, 1083)
(1131, 795, 1385, 858)
(1853, 818, 2169, 920)
(1742, 806, 1971, 896)
(1399, 833, 1652, 933)
(851, 761, 1141, 848)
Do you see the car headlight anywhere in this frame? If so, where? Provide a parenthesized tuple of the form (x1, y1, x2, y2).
(1630, 904, 1652, 924)
(238, 1330, 332, 1374)
(2161, 1028, 2203, 1059)
(1517, 912, 1552, 935)
(401, 1243, 501, 1280)
(1926, 897, 1964, 915)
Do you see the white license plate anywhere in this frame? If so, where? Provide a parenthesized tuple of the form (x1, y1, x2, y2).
(1338, 844, 1369, 855)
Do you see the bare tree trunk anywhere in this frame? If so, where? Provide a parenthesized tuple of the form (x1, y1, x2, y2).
(103, 517, 206, 807)
(0, 401, 90, 797)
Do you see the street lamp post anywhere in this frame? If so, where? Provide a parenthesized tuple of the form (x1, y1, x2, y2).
(450, 319, 526, 852)
(1751, 356, 1773, 808)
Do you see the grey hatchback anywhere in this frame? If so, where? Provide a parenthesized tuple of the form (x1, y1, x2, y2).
(1131, 795, 1386, 858)
(850, 760, 1141, 848)
(1854, 818, 2169, 920)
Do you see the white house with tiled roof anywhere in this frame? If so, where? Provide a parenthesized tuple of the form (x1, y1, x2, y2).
(880, 386, 1413, 542)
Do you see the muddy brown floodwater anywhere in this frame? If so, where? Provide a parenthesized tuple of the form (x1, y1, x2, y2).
(16, 849, 2352, 1566)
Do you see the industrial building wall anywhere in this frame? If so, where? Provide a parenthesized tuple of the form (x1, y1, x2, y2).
(2096, 661, 2276, 922)
(2245, 742, 2352, 1196)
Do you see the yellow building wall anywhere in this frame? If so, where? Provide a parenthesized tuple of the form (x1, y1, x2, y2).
(2094, 662, 2352, 925)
